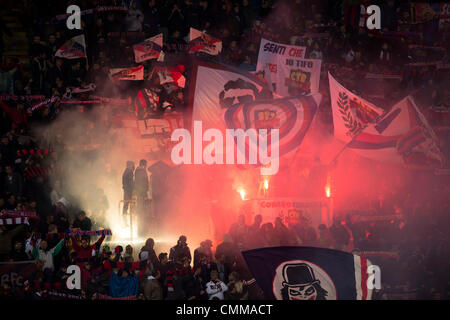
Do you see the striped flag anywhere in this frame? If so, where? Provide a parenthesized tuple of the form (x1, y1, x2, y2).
(348, 96, 444, 166)
(0, 217, 29, 225)
(242, 246, 373, 300)
(55, 35, 87, 59)
(133, 33, 164, 63)
(189, 28, 222, 55)
(109, 65, 144, 81)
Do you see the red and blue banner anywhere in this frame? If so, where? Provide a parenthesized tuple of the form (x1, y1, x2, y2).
(223, 94, 319, 161)
(189, 28, 222, 56)
(55, 35, 87, 59)
(242, 246, 373, 300)
(133, 34, 164, 63)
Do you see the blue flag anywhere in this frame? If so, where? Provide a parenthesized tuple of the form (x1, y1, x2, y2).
(242, 246, 373, 300)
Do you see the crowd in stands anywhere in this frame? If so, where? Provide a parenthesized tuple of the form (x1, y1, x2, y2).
(0, 0, 449, 300)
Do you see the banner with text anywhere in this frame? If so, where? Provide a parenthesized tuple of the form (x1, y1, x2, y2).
(256, 38, 306, 91)
(276, 57, 322, 97)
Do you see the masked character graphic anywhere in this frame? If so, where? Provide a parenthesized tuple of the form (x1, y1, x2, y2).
(281, 263, 328, 300)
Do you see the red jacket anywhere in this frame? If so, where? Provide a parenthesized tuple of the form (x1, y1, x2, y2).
(71, 235, 105, 265)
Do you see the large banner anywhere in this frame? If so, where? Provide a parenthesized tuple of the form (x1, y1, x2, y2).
(329, 73, 384, 143)
(242, 247, 373, 300)
(223, 95, 320, 166)
(256, 38, 306, 90)
(276, 57, 322, 97)
(189, 61, 271, 130)
(0, 261, 38, 288)
(189, 61, 320, 169)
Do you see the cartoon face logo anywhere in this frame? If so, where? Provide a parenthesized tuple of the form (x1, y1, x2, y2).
(273, 260, 337, 300)
(219, 78, 262, 109)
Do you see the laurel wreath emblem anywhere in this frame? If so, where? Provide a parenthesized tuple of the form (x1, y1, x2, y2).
(337, 91, 363, 136)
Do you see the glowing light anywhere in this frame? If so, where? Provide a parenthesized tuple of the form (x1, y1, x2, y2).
(238, 188, 246, 200)
(117, 225, 138, 240)
(325, 185, 331, 198)
(264, 179, 269, 190)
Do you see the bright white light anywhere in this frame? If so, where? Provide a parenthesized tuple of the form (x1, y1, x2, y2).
(238, 188, 246, 200)
(263, 179, 269, 190)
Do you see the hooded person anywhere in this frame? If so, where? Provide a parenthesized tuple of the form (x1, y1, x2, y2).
(193, 239, 213, 268)
(9, 239, 30, 262)
(139, 238, 159, 270)
(169, 235, 191, 264)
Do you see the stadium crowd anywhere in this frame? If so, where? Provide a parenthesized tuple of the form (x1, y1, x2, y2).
(0, 0, 449, 300)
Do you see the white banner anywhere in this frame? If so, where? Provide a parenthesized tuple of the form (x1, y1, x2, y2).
(191, 62, 269, 129)
(276, 57, 322, 97)
(256, 38, 306, 90)
(328, 72, 383, 143)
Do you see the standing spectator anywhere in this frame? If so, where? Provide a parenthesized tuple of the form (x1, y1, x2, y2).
(139, 237, 159, 269)
(3, 165, 23, 198)
(70, 233, 105, 266)
(122, 161, 134, 219)
(168, 3, 185, 35)
(30, 238, 64, 282)
(212, 253, 232, 283)
(169, 235, 191, 264)
(30, 51, 49, 94)
(72, 211, 92, 231)
(0, 225, 25, 261)
(125, 1, 144, 32)
(183, 265, 207, 300)
(193, 239, 213, 268)
(229, 215, 248, 248)
(143, 0, 161, 36)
